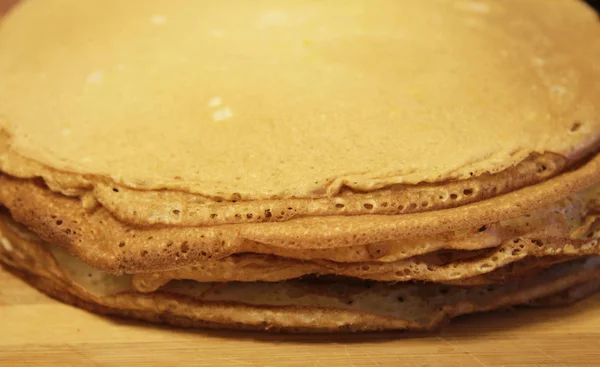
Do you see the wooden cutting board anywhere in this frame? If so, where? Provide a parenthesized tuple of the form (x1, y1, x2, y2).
(2, 267, 600, 367)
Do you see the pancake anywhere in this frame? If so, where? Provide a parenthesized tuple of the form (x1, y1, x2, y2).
(1, 0, 600, 333)
(1, 0, 600, 206)
(2, 220, 600, 332)
(527, 280, 600, 308)
(0, 164, 598, 273)
(0, 212, 593, 292)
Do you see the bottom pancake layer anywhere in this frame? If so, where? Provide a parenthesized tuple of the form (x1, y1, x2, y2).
(2, 218, 600, 332)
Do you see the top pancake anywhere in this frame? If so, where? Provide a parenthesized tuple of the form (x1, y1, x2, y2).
(1, 0, 600, 204)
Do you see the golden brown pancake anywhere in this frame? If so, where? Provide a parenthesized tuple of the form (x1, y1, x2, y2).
(2, 221, 600, 332)
(0, 0, 599, 333)
(1, 0, 600, 202)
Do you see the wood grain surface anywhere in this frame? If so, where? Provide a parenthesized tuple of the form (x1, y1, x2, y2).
(2, 267, 600, 367)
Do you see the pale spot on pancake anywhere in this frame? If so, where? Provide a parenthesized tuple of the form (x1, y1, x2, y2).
(208, 97, 222, 107)
(213, 107, 233, 122)
(1, 237, 13, 252)
(86, 70, 103, 84)
(151, 15, 167, 25)
(258, 10, 288, 28)
(210, 29, 225, 38)
(551, 85, 567, 95)
(61, 128, 71, 136)
(116, 64, 125, 71)
(455, 1, 491, 14)
(81, 156, 93, 163)
(532, 57, 547, 66)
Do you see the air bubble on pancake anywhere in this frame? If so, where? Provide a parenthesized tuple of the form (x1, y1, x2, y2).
(208, 97, 222, 107)
(1, 237, 12, 252)
(570, 122, 582, 133)
(212, 107, 233, 122)
(479, 262, 493, 270)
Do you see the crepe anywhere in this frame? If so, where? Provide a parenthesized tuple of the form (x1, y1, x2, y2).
(1, 0, 600, 333)
(2, 218, 600, 332)
(0, 209, 591, 293)
(1, 0, 600, 204)
(0, 163, 599, 274)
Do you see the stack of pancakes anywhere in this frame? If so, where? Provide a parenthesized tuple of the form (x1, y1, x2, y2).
(1, 0, 600, 332)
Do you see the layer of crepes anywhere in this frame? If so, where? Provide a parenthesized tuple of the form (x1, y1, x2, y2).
(130, 236, 596, 292)
(526, 279, 600, 308)
(440, 256, 573, 287)
(0, 157, 600, 273)
(1, 154, 600, 274)
(1, 220, 600, 332)
(1, 199, 599, 294)
(90, 152, 575, 226)
(0, 141, 578, 226)
(1, 0, 600, 201)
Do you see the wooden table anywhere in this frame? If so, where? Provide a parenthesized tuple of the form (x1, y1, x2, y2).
(2, 268, 600, 367)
